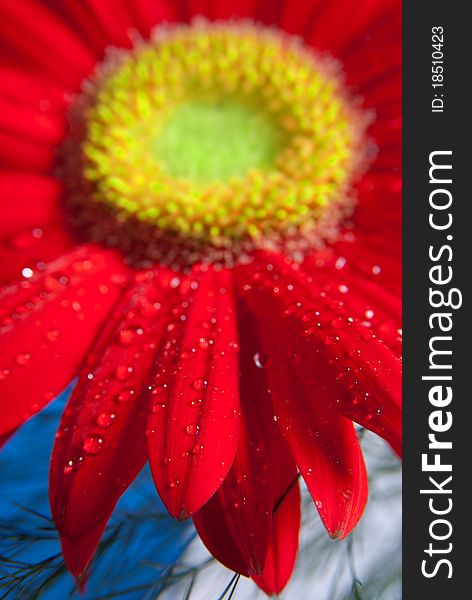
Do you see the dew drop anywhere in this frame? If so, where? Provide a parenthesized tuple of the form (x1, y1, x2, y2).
(43, 273, 67, 292)
(253, 352, 264, 369)
(96, 412, 116, 427)
(192, 377, 208, 392)
(117, 389, 133, 402)
(64, 455, 84, 474)
(44, 329, 60, 343)
(16, 353, 31, 366)
(169, 479, 180, 488)
(192, 442, 204, 456)
(140, 301, 161, 317)
(0, 369, 11, 381)
(151, 402, 167, 414)
(185, 422, 200, 436)
(83, 435, 104, 454)
(119, 326, 144, 346)
(227, 340, 240, 354)
(115, 365, 133, 381)
(335, 257, 347, 270)
(197, 337, 211, 350)
(330, 317, 349, 329)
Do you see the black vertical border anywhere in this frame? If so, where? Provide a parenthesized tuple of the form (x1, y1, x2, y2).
(403, 2, 468, 598)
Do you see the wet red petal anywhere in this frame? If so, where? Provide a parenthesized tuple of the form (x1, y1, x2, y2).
(194, 303, 300, 581)
(147, 268, 240, 518)
(265, 352, 367, 538)
(252, 473, 300, 595)
(303, 252, 401, 354)
(0, 245, 130, 436)
(236, 252, 401, 457)
(50, 269, 176, 577)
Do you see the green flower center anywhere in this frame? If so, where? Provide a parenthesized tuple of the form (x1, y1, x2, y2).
(152, 100, 284, 183)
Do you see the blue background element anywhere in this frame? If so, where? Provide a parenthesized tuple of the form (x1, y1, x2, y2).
(0, 386, 194, 599)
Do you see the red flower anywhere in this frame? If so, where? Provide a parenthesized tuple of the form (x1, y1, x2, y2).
(0, 0, 401, 595)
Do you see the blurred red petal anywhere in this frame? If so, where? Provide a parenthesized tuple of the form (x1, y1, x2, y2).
(0, 0, 95, 89)
(0, 245, 130, 436)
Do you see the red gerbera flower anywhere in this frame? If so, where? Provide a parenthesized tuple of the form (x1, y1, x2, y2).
(0, 0, 401, 595)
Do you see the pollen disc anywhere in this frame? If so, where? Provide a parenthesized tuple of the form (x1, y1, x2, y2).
(64, 20, 371, 267)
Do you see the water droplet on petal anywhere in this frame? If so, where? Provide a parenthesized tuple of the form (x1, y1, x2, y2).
(0, 369, 11, 381)
(185, 422, 200, 436)
(83, 435, 104, 454)
(119, 326, 144, 346)
(115, 365, 133, 381)
(151, 402, 167, 414)
(331, 317, 349, 329)
(192, 442, 204, 456)
(44, 329, 60, 343)
(192, 377, 208, 392)
(16, 353, 31, 366)
(96, 412, 116, 427)
(253, 352, 264, 368)
(64, 455, 84, 474)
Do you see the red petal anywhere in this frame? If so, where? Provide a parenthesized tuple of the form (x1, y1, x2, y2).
(124, 0, 180, 38)
(194, 303, 300, 582)
(0, 173, 72, 282)
(0, 130, 56, 173)
(0, 0, 95, 89)
(0, 65, 67, 110)
(302, 253, 401, 355)
(0, 245, 130, 436)
(305, 0, 398, 57)
(50, 269, 175, 577)
(193, 302, 274, 575)
(147, 268, 240, 518)
(79, 0, 134, 49)
(236, 252, 401, 457)
(265, 352, 367, 538)
(0, 97, 66, 144)
(186, 0, 258, 20)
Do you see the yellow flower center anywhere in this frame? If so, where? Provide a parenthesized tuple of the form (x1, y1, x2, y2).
(66, 21, 370, 267)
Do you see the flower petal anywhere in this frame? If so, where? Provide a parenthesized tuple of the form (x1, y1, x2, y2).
(0, 245, 130, 436)
(264, 352, 367, 538)
(147, 268, 240, 518)
(252, 472, 300, 595)
(50, 269, 175, 577)
(194, 303, 300, 582)
(0, 172, 72, 283)
(236, 252, 401, 457)
(0, 0, 95, 89)
(0, 96, 66, 145)
(0, 130, 56, 173)
(193, 302, 274, 576)
(124, 0, 180, 38)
